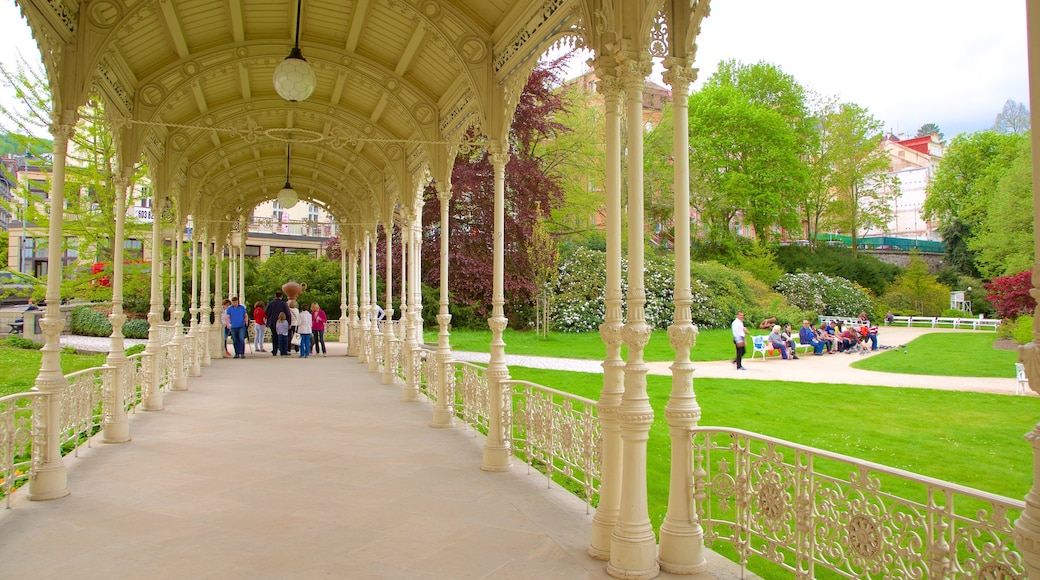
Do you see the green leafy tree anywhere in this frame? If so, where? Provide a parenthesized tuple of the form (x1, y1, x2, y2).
(685, 82, 804, 244)
(970, 136, 1033, 277)
(883, 252, 948, 315)
(824, 102, 897, 256)
(923, 130, 1026, 277)
(540, 83, 608, 246)
(916, 123, 944, 141)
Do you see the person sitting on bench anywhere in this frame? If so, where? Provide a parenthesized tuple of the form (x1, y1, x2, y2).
(12, 298, 39, 333)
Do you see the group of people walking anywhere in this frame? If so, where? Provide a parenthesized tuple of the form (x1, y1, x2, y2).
(731, 311, 880, 369)
(221, 290, 328, 358)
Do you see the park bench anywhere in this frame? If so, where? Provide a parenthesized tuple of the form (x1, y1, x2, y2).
(750, 335, 813, 359)
(8, 321, 23, 335)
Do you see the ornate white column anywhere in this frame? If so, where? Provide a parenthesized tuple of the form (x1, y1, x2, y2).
(200, 228, 212, 367)
(238, 217, 246, 305)
(171, 213, 187, 391)
(383, 220, 397, 385)
(339, 238, 348, 344)
(1013, 2, 1040, 573)
(214, 242, 225, 359)
(658, 58, 706, 575)
(142, 197, 166, 412)
(27, 116, 74, 501)
(102, 175, 131, 443)
(358, 231, 371, 363)
(411, 217, 423, 344)
(608, 54, 659, 580)
(400, 217, 417, 399)
(187, 228, 201, 377)
(348, 239, 360, 356)
(368, 227, 381, 371)
(590, 70, 625, 560)
(431, 184, 453, 423)
(481, 146, 511, 472)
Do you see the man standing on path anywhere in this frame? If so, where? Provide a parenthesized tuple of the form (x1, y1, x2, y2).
(227, 297, 249, 358)
(732, 311, 747, 370)
(264, 291, 292, 356)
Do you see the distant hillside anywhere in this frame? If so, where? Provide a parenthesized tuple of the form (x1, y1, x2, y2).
(0, 132, 53, 158)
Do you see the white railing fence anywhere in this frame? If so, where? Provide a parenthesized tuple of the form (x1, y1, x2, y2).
(690, 427, 1025, 578)
(0, 392, 44, 508)
(451, 361, 490, 434)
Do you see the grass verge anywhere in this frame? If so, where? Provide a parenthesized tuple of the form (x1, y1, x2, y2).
(852, 332, 1017, 377)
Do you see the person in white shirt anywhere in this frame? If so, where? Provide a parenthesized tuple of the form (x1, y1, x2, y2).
(731, 311, 747, 370)
(297, 305, 313, 358)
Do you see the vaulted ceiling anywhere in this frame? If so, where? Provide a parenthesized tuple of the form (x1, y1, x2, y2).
(15, 0, 709, 240)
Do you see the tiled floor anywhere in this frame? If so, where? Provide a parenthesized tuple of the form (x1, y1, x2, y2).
(0, 343, 746, 579)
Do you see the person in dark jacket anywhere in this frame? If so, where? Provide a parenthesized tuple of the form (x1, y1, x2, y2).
(264, 291, 292, 356)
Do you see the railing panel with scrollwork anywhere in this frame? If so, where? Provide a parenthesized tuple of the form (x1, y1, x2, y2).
(158, 345, 175, 392)
(412, 347, 430, 399)
(389, 339, 402, 381)
(324, 320, 340, 339)
(691, 427, 1025, 578)
(61, 367, 110, 456)
(451, 361, 490, 434)
(159, 323, 175, 346)
(123, 354, 146, 413)
(503, 380, 600, 510)
(0, 392, 44, 507)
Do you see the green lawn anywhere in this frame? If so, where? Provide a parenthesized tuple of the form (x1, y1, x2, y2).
(433, 328, 1017, 378)
(507, 365, 1040, 533)
(428, 327, 739, 363)
(852, 332, 1018, 377)
(0, 346, 107, 397)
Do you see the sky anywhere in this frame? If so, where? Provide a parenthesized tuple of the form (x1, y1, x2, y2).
(0, 0, 1030, 140)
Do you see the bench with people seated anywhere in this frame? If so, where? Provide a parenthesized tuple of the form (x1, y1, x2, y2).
(749, 335, 813, 359)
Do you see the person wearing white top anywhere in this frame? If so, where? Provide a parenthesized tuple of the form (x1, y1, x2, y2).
(297, 306, 313, 357)
(731, 311, 747, 370)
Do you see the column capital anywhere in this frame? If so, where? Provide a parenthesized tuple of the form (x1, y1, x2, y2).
(661, 57, 698, 94)
(489, 151, 510, 168)
(619, 55, 653, 91)
(436, 185, 453, 204)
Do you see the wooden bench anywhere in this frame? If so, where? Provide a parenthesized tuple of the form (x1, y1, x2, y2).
(750, 335, 812, 359)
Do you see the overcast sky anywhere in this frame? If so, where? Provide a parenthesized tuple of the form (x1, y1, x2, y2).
(0, 0, 1029, 140)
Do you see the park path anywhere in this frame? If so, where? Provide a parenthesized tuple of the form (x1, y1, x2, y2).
(451, 326, 1025, 397)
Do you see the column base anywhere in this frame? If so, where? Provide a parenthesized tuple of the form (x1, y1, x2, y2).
(27, 463, 69, 501)
(189, 365, 201, 377)
(381, 370, 396, 385)
(480, 445, 511, 472)
(589, 512, 620, 560)
(429, 408, 453, 428)
(101, 421, 130, 444)
(143, 393, 164, 411)
(172, 377, 188, 391)
(607, 527, 660, 580)
(401, 387, 420, 402)
(658, 521, 706, 574)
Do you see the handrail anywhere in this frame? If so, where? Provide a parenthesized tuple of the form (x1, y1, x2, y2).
(690, 426, 1024, 578)
(0, 391, 46, 508)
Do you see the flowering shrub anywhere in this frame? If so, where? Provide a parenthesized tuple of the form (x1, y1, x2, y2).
(774, 272, 873, 317)
(550, 248, 743, 332)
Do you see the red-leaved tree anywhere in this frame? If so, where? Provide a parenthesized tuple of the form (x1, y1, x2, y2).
(420, 56, 571, 328)
(985, 270, 1036, 318)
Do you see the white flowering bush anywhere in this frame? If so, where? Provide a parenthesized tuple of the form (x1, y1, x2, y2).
(774, 272, 873, 317)
(550, 248, 738, 332)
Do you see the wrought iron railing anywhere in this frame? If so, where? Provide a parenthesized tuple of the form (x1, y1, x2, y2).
(61, 367, 110, 456)
(123, 354, 146, 413)
(690, 427, 1025, 578)
(503, 380, 600, 510)
(0, 391, 43, 508)
(451, 361, 490, 434)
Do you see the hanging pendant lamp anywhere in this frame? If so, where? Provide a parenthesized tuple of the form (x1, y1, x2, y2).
(277, 143, 299, 209)
(272, 0, 315, 102)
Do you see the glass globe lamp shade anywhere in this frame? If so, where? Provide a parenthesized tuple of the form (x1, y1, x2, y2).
(273, 49, 315, 102)
(277, 185, 299, 209)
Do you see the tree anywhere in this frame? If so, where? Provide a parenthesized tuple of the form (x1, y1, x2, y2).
(421, 57, 569, 327)
(970, 136, 1033, 277)
(985, 270, 1035, 319)
(883, 251, 948, 316)
(923, 130, 1026, 276)
(916, 123, 944, 141)
(0, 56, 149, 287)
(537, 82, 608, 246)
(992, 99, 1030, 134)
(824, 102, 897, 256)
